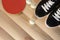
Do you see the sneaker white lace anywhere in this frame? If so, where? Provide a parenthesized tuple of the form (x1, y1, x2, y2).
(52, 8, 60, 21)
(41, 0, 55, 12)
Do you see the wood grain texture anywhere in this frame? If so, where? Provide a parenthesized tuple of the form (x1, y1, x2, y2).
(0, 27, 14, 40)
(0, 0, 60, 40)
(0, 11, 34, 40)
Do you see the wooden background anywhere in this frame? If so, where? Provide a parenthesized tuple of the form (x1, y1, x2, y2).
(0, 0, 60, 40)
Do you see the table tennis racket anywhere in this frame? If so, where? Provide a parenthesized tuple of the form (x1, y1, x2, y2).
(2, 0, 26, 14)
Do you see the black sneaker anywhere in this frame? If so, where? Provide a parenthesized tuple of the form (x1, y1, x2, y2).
(35, 0, 60, 18)
(46, 5, 60, 27)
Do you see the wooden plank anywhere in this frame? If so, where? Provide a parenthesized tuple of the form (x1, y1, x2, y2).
(36, 17, 60, 40)
(0, 37, 4, 40)
(3, 10, 53, 40)
(3, 12, 44, 40)
(19, 13, 53, 40)
(0, 11, 34, 40)
(0, 27, 14, 40)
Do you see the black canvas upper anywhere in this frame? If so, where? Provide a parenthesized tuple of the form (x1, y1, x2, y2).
(46, 5, 60, 27)
(35, 0, 60, 17)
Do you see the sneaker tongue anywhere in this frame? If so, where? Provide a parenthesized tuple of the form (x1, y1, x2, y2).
(2, 0, 26, 14)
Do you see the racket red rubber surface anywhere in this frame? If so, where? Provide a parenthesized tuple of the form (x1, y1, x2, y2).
(2, 0, 26, 14)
